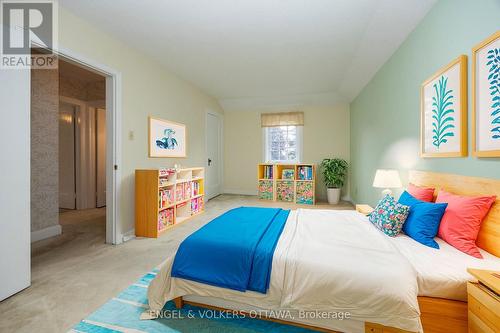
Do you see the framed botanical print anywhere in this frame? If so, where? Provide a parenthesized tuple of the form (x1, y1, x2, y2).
(472, 31, 500, 157)
(421, 55, 468, 157)
(148, 117, 187, 158)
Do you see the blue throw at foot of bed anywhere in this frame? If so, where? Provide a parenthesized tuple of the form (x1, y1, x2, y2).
(171, 207, 290, 293)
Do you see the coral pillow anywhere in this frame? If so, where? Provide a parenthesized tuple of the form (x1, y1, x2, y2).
(436, 190, 496, 258)
(408, 183, 435, 202)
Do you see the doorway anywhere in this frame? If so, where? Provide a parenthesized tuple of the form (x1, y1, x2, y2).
(29, 49, 124, 244)
(31, 58, 108, 247)
(0, 47, 121, 302)
(58, 99, 107, 211)
(205, 111, 223, 199)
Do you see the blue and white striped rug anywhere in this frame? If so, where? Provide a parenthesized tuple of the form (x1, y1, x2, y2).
(70, 269, 316, 333)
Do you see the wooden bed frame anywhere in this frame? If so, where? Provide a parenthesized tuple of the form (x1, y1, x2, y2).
(173, 170, 500, 333)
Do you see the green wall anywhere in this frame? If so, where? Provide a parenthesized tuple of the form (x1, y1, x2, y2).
(350, 0, 500, 206)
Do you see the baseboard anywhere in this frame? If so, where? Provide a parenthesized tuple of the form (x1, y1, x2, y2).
(223, 189, 257, 196)
(122, 229, 135, 243)
(31, 224, 62, 243)
(222, 189, 352, 203)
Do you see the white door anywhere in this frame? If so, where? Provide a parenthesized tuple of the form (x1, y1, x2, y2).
(75, 104, 96, 209)
(206, 112, 223, 199)
(96, 108, 106, 207)
(0, 69, 31, 300)
(59, 102, 76, 209)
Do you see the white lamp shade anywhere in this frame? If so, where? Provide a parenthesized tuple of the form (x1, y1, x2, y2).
(373, 169, 402, 189)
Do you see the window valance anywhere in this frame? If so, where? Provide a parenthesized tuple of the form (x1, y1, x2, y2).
(261, 112, 304, 127)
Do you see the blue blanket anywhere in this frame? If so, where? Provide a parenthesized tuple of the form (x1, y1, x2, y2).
(171, 207, 290, 293)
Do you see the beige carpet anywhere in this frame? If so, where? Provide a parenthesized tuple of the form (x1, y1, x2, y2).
(0, 194, 352, 333)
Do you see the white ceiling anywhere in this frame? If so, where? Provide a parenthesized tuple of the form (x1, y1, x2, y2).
(60, 0, 436, 111)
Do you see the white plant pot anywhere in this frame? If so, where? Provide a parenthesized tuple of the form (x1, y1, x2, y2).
(327, 188, 341, 205)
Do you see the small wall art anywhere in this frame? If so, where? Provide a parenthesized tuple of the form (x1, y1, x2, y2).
(420, 55, 468, 158)
(472, 31, 500, 157)
(149, 117, 187, 158)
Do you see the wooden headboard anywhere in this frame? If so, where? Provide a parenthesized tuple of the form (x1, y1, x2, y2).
(409, 170, 500, 257)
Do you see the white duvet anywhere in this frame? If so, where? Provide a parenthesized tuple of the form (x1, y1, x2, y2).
(146, 209, 422, 332)
(389, 234, 500, 301)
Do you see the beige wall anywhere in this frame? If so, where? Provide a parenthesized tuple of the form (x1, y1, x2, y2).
(58, 7, 224, 239)
(224, 105, 350, 201)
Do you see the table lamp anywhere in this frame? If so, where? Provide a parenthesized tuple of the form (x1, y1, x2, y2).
(373, 169, 402, 197)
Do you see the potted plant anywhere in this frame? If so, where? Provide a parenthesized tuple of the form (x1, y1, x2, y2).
(320, 158, 348, 204)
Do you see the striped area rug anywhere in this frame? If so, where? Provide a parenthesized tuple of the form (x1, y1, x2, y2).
(69, 270, 316, 333)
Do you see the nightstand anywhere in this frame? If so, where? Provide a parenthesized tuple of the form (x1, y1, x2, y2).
(466, 268, 500, 333)
(355, 204, 374, 215)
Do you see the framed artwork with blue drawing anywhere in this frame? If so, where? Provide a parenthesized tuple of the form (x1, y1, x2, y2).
(472, 31, 500, 157)
(420, 55, 467, 158)
(149, 117, 187, 158)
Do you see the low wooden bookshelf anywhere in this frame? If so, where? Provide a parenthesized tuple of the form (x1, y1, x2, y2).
(135, 167, 204, 238)
(257, 163, 316, 205)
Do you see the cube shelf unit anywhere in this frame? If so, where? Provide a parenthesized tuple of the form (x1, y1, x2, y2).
(135, 167, 204, 238)
(257, 163, 316, 205)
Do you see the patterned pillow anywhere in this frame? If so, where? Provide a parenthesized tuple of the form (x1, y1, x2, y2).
(368, 195, 410, 237)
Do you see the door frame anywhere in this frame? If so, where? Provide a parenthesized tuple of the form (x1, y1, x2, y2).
(205, 110, 224, 200)
(36, 42, 122, 245)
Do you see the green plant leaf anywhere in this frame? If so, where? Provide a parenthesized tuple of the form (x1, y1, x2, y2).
(320, 158, 348, 189)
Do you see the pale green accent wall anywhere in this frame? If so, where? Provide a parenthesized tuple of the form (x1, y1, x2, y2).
(350, 0, 500, 206)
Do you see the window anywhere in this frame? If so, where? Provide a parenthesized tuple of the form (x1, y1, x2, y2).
(264, 125, 302, 163)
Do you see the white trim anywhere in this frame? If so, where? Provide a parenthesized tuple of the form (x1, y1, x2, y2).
(223, 189, 257, 196)
(35, 42, 123, 245)
(122, 229, 135, 243)
(205, 110, 224, 200)
(31, 225, 62, 243)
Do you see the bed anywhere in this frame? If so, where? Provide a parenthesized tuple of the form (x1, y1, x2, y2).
(145, 170, 500, 333)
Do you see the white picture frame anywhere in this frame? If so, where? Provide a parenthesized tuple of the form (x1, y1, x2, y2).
(149, 117, 187, 158)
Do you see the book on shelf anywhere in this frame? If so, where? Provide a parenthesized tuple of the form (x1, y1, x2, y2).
(191, 181, 201, 196)
(176, 182, 193, 202)
(263, 165, 273, 179)
(159, 168, 176, 177)
(159, 188, 175, 208)
(282, 168, 295, 180)
(191, 197, 203, 215)
(297, 166, 313, 180)
(158, 208, 174, 231)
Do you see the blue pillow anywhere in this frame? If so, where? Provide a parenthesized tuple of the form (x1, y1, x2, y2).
(398, 191, 448, 249)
